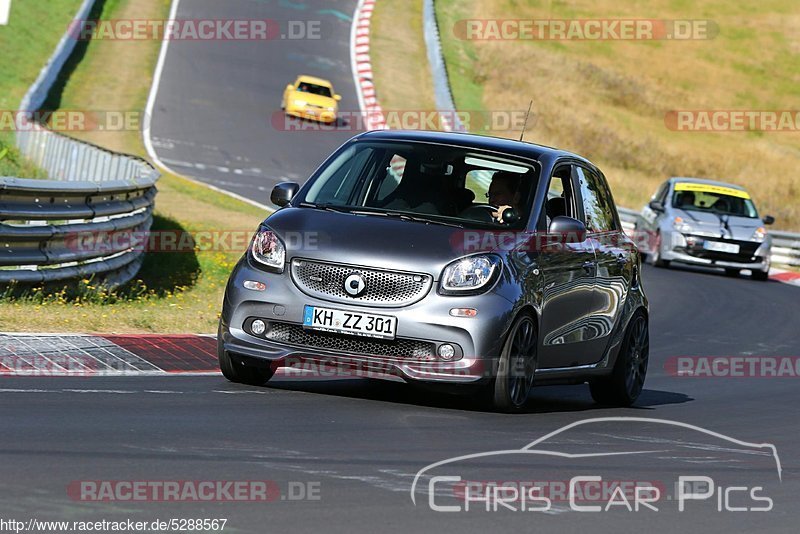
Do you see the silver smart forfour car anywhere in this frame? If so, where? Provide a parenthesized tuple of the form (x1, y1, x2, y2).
(634, 177, 774, 280)
(218, 130, 649, 411)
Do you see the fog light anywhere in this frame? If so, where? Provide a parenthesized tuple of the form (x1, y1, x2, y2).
(251, 319, 266, 336)
(449, 308, 477, 317)
(438, 344, 456, 360)
(244, 280, 266, 291)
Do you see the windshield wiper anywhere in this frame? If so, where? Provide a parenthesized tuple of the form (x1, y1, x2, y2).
(299, 203, 463, 227)
(298, 202, 353, 213)
(378, 211, 463, 228)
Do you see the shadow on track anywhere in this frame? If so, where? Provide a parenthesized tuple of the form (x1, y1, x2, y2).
(262, 378, 692, 414)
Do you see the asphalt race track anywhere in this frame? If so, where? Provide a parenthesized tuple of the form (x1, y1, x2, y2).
(3, 0, 799, 531)
(148, 0, 361, 203)
(2, 271, 799, 530)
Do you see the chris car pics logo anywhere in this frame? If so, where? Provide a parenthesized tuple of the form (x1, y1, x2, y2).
(0, 1, 10, 25)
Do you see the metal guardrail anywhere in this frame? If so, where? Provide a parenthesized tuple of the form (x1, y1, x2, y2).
(770, 232, 800, 267)
(1, 0, 159, 287)
(1, 121, 159, 286)
(617, 207, 800, 268)
(422, 0, 466, 132)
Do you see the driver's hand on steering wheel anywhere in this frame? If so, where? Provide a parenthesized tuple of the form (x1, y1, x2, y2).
(493, 205, 513, 222)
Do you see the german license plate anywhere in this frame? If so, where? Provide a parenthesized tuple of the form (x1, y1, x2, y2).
(303, 306, 397, 340)
(704, 241, 740, 254)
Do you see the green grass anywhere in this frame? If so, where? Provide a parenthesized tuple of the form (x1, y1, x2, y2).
(435, 0, 484, 113)
(370, 0, 437, 114)
(0, 0, 83, 176)
(432, 0, 800, 229)
(0, 0, 269, 333)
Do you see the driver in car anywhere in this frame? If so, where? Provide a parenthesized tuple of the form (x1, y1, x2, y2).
(487, 171, 522, 223)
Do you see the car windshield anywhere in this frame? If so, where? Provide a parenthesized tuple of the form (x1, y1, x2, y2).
(671, 187, 759, 218)
(299, 140, 538, 229)
(296, 82, 332, 97)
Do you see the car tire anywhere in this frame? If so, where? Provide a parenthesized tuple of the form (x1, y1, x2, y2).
(217, 325, 274, 386)
(650, 232, 670, 268)
(490, 313, 538, 413)
(751, 269, 769, 281)
(590, 310, 649, 407)
(724, 268, 740, 277)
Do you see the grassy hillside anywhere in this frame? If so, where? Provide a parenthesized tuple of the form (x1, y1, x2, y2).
(0, 0, 82, 177)
(436, 0, 800, 228)
(371, 0, 437, 113)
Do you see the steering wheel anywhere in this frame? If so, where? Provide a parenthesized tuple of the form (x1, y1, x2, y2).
(460, 204, 499, 223)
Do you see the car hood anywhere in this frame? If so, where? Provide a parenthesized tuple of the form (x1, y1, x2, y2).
(288, 91, 336, 108)
(263, 207, 488, 277)
(674, 208, 762, 240)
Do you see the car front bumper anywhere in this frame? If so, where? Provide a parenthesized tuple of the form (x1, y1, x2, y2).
(284, 107, 336, 124)
(219, 329, 491, 384)
(661, 231, 770, 271)
(219, 257, 513, 384)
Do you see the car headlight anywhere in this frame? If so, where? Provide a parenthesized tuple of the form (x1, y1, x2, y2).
(673, 216, 694, 233)
(250, 228, 285, 272)
(439, 254, 502, 295)
(293, 99, 307, 107)
(751, 226, 767, 242)
(327, 106, 336, 112)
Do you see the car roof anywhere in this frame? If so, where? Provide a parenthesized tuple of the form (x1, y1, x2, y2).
(295, 75, 333, 87)
(354, 129, 592, 167)
(668, 176, 748, 191)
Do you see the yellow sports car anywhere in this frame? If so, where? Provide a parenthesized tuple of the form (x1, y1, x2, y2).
(282, 75, 341, 124)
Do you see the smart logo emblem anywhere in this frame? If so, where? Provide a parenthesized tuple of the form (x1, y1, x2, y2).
(343, 273, 366, 297)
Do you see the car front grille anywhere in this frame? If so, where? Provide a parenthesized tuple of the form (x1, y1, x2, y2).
(264, 322, 436, 361)
(291, 258, 433, 307)
(683, 238, 762, 262)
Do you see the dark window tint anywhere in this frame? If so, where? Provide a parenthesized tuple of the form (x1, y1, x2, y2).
(576, 167, 618, 232)
(296, 83, 333, 97)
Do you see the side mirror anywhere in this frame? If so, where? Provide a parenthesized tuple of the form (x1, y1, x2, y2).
(549, 216, 587, 243)
(334, 94, 342, 101)
(648, 200, 665, 212)
(763, 215, 775, 225)
(270, 182, 300, 207)
(285, 84, 294, 92)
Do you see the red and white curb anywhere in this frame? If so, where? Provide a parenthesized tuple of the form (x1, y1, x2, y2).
(0, 334, 220, 376)
(351, 0, 387, 131)
(0, 334, 364, 380)
(770, 267, 800, 286)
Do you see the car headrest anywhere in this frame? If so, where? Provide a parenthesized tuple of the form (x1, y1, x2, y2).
(546, 197, 566, 219)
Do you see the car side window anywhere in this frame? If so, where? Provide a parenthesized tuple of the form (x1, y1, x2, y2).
(654, 181, 669, 203)
(542, 166, 578, 229)
(576, 166, 618, 233)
